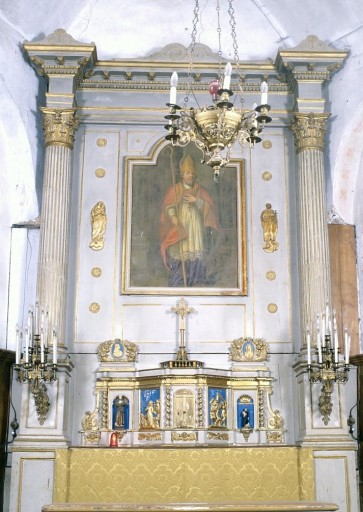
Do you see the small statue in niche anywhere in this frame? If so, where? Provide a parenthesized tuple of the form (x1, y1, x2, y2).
(140, 399, 160, 429)
(209, 392, 227, 428)
(89, 201, 107, 250)
(237, 395, 254, 429)
(260, 203, 279, 253)
(241, 408, 250, 427)
(112, 395, 129, 430)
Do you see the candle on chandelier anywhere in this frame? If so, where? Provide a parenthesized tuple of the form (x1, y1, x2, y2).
(169, 72, 178, 105)
(222, 62, 232, 90)
(260, 81, 268, 105)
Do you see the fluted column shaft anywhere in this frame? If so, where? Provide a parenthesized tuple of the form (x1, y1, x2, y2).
(291, 113, 331, 342)
(37, 108, 79, 346)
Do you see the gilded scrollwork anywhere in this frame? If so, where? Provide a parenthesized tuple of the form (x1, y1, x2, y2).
(171, 432, 197, 442)
(267, 430, 283, 443)
(267, 409, 284, 430)
(229, 337, 268, 362)
(207, 432, 229, 441)
(241, 426, 253, 442)
(81, 409, 99, 431)
(83, 430, 101, 445)
(260, 203, 279, 253)
(138, 432, 162, 441)
(97, 339, 138, 363)
(81, 408, 100, 445)
(31, 381, 50, 425)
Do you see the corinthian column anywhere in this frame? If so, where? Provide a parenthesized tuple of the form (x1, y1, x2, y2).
(37, 108, 79, 347)
(291, 112, 331, 337)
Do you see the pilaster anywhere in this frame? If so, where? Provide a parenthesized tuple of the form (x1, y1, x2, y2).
(290, 112, 331, 337)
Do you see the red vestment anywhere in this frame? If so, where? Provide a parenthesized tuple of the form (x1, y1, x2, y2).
(160, 181, 220, 269)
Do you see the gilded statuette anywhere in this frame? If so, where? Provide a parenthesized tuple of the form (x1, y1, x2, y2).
(260, 203, 279, 253)
(89, 201, 107, 251)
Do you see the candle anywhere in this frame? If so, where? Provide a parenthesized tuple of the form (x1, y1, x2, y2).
(41, 307, 45, 331)
(25, 327, 29, 363)
(346, 335, 351, 365)
(326, 301, 330, 321)
(306, 326, 311, 365)
(40, 328, 45, 364)
(334, 331, 339, 363)
(260, 81, 268, 105)
(316, 326, 321, 360)
(222, 62, 232, 90)
(169, 72, 178, 105)
(317, 330, 322, 364)
(344, 328, 349, 364)
(53, 330, 58, 365)
(321, 316, 326, 347)
(28, 307, 33, 347)
(34, 300, 40, 335)
(44, 309, 49, 348)
(15, 324, 20, 364)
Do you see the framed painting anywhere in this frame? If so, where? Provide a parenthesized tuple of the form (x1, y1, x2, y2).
(121, 142, 247, 295)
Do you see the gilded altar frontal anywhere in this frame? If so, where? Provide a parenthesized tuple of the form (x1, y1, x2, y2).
(54, 447, 315, 504)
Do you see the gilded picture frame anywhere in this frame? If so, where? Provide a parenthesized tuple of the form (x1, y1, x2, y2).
(121, 142, 247, 296)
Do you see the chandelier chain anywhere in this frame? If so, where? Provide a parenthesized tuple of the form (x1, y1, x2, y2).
(227, 0, 239, 65)
(216, 0, 223, 81)
(184, 0, 200, 108)
(227, 0, 244, 103)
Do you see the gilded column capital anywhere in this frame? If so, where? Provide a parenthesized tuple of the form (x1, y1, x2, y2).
(290, 112, 330, 153)
(41, 108, 79, 149)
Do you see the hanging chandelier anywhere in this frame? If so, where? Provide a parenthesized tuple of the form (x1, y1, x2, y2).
(164, 0, 272, 183)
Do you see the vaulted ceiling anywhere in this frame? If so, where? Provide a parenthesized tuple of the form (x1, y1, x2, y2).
(2, 0, 362, 60)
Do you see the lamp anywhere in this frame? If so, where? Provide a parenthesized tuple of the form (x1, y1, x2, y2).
(14, 301, 58, 424)
(306, 303, 350, 425)
(164, 0, 272, 183)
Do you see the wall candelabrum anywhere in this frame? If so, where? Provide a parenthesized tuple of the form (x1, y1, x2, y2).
(306, 304, 350, 425)
(14, 301, 58, 424)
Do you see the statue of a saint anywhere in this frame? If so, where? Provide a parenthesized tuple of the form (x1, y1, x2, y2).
(90, 201, 107, 250)
(260, 203, 279, 253)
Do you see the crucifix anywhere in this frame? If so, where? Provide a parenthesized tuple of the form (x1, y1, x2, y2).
(170, 298, 195, 362)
